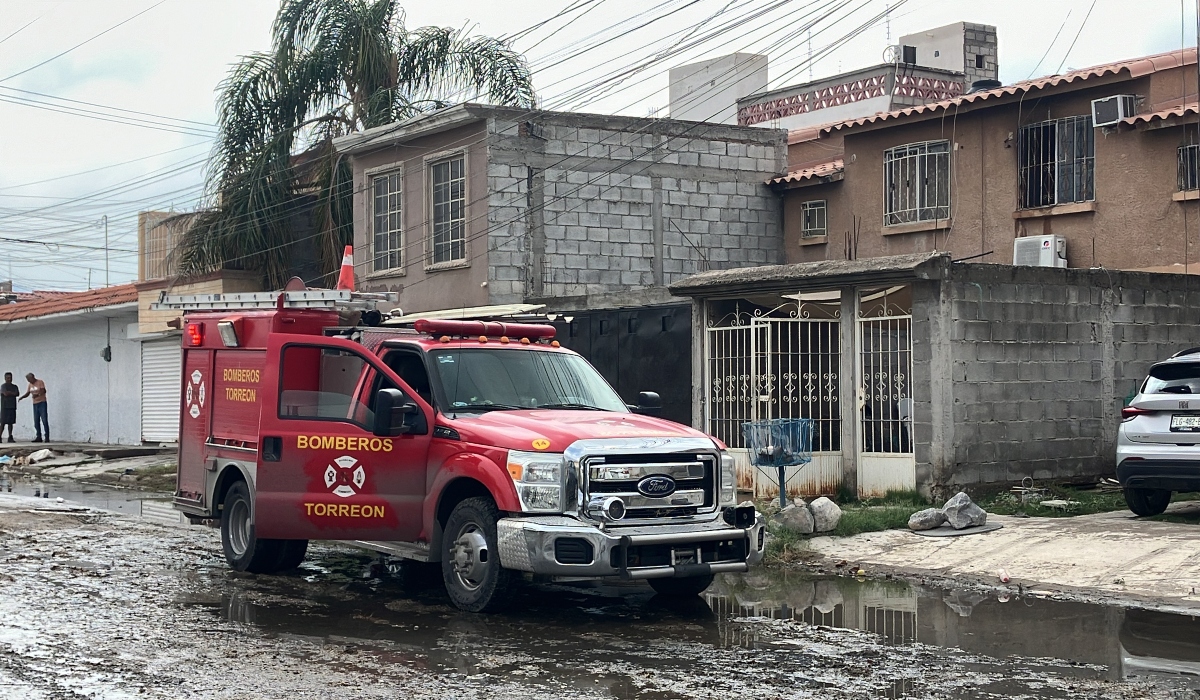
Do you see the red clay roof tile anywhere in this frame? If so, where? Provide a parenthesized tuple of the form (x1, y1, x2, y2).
(0, 283, 139, 323)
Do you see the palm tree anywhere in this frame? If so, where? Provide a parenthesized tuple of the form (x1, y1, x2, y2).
(176, 0, 535, 289)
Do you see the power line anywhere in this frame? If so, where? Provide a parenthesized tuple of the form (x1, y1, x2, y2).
(0, 0, 169, 84)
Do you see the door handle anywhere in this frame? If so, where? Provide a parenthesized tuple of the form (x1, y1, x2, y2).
(262, 436, 283, 462)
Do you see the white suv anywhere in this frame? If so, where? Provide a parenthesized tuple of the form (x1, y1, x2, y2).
(1117, 349, 1200, 515)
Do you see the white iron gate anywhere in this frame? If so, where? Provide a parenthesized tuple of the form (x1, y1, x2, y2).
(856, 287, 915, 496)
(706, 310, 841, 498)
(140, 337, 181, 444)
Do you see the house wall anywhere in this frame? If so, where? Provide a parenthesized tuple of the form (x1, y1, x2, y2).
(484, 111, 787, 303)
(136, 271, 262, 334)
(348, 121, 491, 314)
(916, 264, 1200, 497)
(0, 310, 141, 444)
(783, 64, 1200, 272)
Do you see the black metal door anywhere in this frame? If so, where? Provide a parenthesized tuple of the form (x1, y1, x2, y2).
(552, 305, 691, 425)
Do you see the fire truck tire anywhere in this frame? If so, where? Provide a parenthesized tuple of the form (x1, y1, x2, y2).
(441, 497, 515, 613)
(274, 540, 309, 571)
(647, 574, 715, 598)
(221, 481, 283, 573)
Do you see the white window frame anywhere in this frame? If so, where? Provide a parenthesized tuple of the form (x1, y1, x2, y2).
(883, 140, 951, 226)
(369, 168, 403, 273)
(1018, 115, 1094, 209)
(425, 150, 468, 270)
(800, 200, 827, 238)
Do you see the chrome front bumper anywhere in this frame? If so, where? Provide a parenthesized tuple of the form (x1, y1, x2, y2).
(496, 514, 766, 579)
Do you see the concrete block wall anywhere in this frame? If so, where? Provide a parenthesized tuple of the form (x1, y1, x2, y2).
(915, 263, 1200, 496)
(485, 112, 787, 303)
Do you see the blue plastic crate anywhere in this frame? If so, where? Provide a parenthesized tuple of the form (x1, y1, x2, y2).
(740, 418, 814, 468)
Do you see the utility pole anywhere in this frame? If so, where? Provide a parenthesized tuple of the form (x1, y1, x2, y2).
(101, 215, 109, 288)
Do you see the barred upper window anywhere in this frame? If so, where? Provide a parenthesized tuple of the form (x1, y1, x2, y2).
(801, 200, 827, 238)
(430, 156, 466, 265)
(371, 172, 402, 271)
(1180, 143, 1200, 191)
(883, 140, 950, 226)
(1018, 115, 1094, 208)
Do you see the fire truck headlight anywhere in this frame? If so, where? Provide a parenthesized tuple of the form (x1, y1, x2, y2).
(720, 452, 737, 506)
(507, 450, 565, 512)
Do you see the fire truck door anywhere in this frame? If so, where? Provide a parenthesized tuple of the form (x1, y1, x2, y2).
(255, 335, 433, 542)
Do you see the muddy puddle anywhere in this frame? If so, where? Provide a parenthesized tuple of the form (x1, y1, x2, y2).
(174, 551, 1200, 698)
(0, 472, 160, 516)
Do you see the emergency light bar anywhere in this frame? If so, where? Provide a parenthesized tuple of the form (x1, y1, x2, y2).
(413, 319, 557, 340)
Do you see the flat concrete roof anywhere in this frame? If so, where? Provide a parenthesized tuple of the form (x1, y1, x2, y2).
(668, 252, 952, 297)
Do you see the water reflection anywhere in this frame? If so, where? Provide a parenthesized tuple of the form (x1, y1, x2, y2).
(710, 569, 1200, 687)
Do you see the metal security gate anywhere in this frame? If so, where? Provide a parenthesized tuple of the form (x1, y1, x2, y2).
(856, 287, 914, 496)
(141, 337, 181, 444)
(705, 300, 841, 498)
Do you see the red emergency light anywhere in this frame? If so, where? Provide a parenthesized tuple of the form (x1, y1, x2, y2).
(414, 319, 557, 340)
(186, 322, 204, 347)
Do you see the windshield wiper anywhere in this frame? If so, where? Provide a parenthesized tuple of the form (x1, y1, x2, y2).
(537, 402, 603, 410)
(449, 403, 524, 412)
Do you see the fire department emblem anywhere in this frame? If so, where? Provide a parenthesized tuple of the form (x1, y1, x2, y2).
(186, 370, 206, 419)
(325, 455, 366, 498)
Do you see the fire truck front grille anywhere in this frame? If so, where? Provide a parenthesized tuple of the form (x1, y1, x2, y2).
(583, 453, 716, 521)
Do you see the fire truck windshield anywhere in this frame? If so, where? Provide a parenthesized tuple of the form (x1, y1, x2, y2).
(431, 348, 628, 413)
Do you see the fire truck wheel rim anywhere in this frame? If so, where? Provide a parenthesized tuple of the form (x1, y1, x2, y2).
(228, 498, 251, 557)
(450, 525, 490, 591)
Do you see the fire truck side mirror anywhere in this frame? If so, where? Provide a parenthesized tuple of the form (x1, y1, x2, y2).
(374, 388, 426, 437)
(632, 391, 663, 417)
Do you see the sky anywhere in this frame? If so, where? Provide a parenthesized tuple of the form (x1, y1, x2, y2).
(0, 0, 1195, 291)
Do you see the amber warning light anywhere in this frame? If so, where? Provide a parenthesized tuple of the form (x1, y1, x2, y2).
(413, 319, 556, 340)
(186, 322, 204, 346)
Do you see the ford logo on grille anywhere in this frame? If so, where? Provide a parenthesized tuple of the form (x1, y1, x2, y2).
(637, 475, 677, 498)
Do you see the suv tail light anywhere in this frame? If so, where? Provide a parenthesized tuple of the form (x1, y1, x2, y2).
(1121, 406, 1153, 422)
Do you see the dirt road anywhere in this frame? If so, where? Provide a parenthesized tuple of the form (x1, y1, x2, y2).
(0, 493, 1194, 699)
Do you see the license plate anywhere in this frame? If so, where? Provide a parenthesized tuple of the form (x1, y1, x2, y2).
(1170, 415, 1200, 431)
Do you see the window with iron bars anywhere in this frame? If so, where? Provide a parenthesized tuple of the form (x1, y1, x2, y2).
(801, 200, 827, 237)
(371, 172, 402, 271)
(1018, 115, 1094, 208)
(883, 140, 950, 226)
(1179, 143, 1200, 191)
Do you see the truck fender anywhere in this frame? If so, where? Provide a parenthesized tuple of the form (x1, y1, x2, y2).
(424, 452, 520, 560)
(212, 462, 257, 517)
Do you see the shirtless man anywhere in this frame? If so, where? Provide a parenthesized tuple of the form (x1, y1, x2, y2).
(19, 373, 48, 443)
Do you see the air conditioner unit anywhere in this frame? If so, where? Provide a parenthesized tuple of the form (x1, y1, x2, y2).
(1091, 94, 1137, 128)
(1013, 235, 1067, 268)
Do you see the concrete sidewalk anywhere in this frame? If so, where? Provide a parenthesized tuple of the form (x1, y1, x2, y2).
(806, 501, 1200, 609)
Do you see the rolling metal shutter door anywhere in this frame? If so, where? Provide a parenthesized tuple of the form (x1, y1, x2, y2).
(141, 338, 182, 443)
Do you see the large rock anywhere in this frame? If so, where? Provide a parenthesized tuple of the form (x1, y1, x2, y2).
(908, 507, 948, 531)
(809, 497, 843, 533)
(943, 492, 987, 530)
(774, 503, 815, 534)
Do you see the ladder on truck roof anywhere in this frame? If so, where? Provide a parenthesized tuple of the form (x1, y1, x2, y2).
(150, 289, 398, 311)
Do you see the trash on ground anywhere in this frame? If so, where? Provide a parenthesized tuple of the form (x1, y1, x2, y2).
(1038, 499, 1079, 510)
(997, 568, 1011, 583)
(28, 449, 53, 463)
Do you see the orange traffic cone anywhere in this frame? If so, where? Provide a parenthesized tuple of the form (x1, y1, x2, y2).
(335, 245, 355, 290)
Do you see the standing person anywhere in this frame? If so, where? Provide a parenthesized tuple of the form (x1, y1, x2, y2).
(19, 373, 47, 443)
(0, 373, 16, 443)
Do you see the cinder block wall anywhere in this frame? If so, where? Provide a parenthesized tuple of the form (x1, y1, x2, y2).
(914, 263, 1200, 497)
(484, 112, 787, 303)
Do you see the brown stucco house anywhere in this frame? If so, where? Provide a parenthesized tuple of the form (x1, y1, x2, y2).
(777, 47, 1200, 272)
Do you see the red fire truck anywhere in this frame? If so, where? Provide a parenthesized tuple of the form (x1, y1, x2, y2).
(160, 290, 764, 612)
